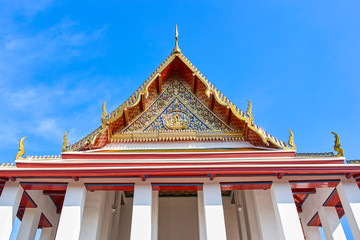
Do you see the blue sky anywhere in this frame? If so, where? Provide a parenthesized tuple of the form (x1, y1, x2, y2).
(2, 1, 360, 161)
(1, 1, 359, 238)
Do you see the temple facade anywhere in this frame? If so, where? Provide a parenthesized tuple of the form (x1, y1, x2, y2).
(1, 26, 360, 240)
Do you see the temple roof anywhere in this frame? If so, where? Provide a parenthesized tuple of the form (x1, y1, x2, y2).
(64, 27, 296, 153)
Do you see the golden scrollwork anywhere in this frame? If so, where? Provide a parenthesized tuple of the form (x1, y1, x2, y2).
(16, 136, 26, 160)
(331, 132, 344, 157)
(62, 131, 69, 152)
(287, 129, 296, 150)
(246, 100, 253, 121)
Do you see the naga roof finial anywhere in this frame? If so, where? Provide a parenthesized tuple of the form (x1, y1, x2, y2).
(102, 101, 108, 120)
(246, 100, 254, 121)
(16, 136, 27, 160)
(331, 132, 344, 157)
(173, 24, 181, 54)
(287, 129, 296, 150)
(62, 131, 69, 152)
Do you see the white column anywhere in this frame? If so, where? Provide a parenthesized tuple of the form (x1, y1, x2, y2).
(318, 207, 346, 240)
(253, 189, 280, 240)
(151, 191, 159, 240)
(16, 208, 42, 240)
(40, 228, 52, 240)
(336, 178, 360, 239)
(26, 190, 60, 240)
(300, 188, 335, 240)
(197, 190, 207, 240)
(55, 181, 86, 240)
(270, 180, 304, 240)
(130, 183, 152, 240)
(202, 182, 227, 240)
(119, 196, 133, 240)
(100, 191, 114, 240)
(222, 195, 240, 240)
(79, 191, 106, 240)
(243, 190, 260, 239)
(0, 181, 23, 240)
(110, 191, 122, 240)
(39, 219, 59, 240)
(234, 191, 249, 240)
(300, 217, 321, 240)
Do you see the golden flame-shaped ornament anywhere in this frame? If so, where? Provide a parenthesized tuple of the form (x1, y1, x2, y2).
(16, 136, 27, 160)
(331, 132, 344, 157)
(62, 131, 69, 152)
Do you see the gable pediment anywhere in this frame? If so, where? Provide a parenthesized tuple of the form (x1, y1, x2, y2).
(66, 49, 292, 151)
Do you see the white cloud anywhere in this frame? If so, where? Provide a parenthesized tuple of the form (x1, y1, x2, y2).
(0, 1, 109, 151)
(1, 0, 54, 17)
(35, 118, 63, 142)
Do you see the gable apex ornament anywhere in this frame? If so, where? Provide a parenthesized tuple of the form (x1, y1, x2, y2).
(173, 24, 181, 54)
(16, 136, 26, 160)
(331, 132, 344, 157)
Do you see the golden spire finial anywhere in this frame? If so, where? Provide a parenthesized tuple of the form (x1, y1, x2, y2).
(287, 129, 296, 149)
(246, 100, 254, 121)
(16, 136, 26, 160)
(62, 131, 69, 152)
(173, 24, 181, 54)
(331, 132, 344, 157)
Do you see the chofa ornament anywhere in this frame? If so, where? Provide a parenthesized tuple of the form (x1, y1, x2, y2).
(163, 110, 190, 130)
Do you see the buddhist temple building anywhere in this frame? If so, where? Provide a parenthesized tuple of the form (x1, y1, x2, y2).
(1, 26, 360, 240)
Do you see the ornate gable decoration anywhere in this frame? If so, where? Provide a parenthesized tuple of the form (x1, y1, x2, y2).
(121, 79, 232, 133)
(113, 79, 242, 142)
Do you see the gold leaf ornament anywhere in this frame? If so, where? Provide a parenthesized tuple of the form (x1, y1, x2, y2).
(287, 129, 296, 150)
(102, 101, 108, 119)
(246, 100, 254, 121)
(16, 136, 26, 160)
(62, 131, 69, 152)
(331, 132, 344, 157)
